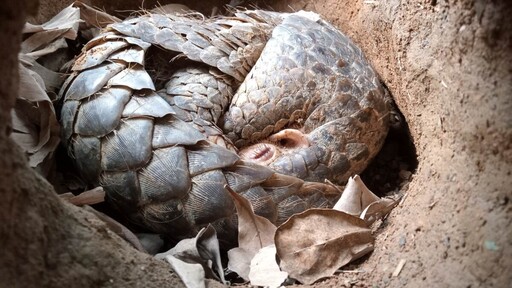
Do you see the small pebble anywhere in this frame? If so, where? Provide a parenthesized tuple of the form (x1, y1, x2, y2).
(443, 236, 450, 248)
(484, 240, 499, 251)
(398, 235, 407, 248)
(399, 170, 412, 180)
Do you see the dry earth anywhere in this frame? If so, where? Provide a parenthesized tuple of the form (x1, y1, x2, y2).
(1, 0, 510, 287)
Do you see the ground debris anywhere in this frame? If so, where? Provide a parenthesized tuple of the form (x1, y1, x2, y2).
(392, 259, 407, 277)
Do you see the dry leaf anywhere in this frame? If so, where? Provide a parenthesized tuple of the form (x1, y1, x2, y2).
(11, 65, 60, 175)
(165, 255, 206, 288)
(333, 175, 380, 215)
(333, 175, 399, 225)
(20, 4, 80, 81)
(13, 4, 83, 176)
(195, 225, 226, 284)
(275, 209, 374, 284)
(60, 186, 105, 206)
(227, 248, 251, 281)
(249, 245, 288, 287)
(18, 63, 50, 102)
(22, 5, 80, 41)
(226, 185, 277, 252)
(360, 197, 398, 225)
(226, 185, 277, 280)
(70, 2, 121, 41)
(156, 225, 225, 283)
(72, 1, 121, 28)
(156, 238, 197, 260)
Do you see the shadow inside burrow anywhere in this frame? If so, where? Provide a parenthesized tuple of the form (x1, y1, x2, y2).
(360, 88, 418, 197)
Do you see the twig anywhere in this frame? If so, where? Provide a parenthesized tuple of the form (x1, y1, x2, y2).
(60, 186, 105, 206)
(335, 269, 365, 274)
(399, 192, 408, 206)
(428, 200, 438, 209)
(392, 259, 406, 277)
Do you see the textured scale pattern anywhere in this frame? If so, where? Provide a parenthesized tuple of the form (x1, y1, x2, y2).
(60, 10, 390, 245)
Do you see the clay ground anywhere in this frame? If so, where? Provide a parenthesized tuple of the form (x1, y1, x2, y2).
(1, 0, 510, 287)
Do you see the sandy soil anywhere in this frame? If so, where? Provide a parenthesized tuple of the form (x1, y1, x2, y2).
(2, 0, 510, 287)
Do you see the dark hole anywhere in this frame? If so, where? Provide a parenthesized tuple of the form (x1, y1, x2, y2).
(360, 100, 418, 197)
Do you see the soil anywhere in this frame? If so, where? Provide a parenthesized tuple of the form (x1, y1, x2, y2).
(2, 0, 510, 287)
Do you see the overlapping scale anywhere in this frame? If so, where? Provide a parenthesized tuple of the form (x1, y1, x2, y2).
(224, 161, 275, 192)
(276, 195, 308, 224)
(151, 117, 204, 148)
(121, 92, 175, 118)
(101, 170, 141, 210)
(75, 87, 131, 137)
(240, 186, 277, 222)
(184, 170, 233, 225)
(60, 100, 79, 142)
(72, 135, 101, 183)
(186, 143, 239, 176)
(107, 66, 155, 90)
(140, 201, 194, 238)
(73, 41, 130, 71)
(100, 118, 153, 171)
(108, 47, 145, 65)
(138, 146, 190, 203)
(65, 63, 125, 100)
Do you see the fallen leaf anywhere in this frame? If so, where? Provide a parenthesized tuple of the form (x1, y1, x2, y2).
(275, 209, 374, 284)
(58, 192, 74, 200)
(18, 63, 49, 102)
(11, 65, 60, 175)
(22, 5, 80, 38)
(227, 248, 251, 281)
(249, 245, 288, 287)
(226, 185, 277, 252)
(333, 175, 399, 225)
(22, 37, 68, 60)
(156, 237, 197, 260)
(195, 225, 226, 284)
(72, 1, 121, 28)
(165, 255, 206, 288)
(13, 4, 84, 176)
(60, 186, 105, 206)
(21, 28, 71, 55)
(360, 197, 398, 225)
(155, 225, 225, 283)
(333, 175, 380, 215)
(225, 185, 277, 280)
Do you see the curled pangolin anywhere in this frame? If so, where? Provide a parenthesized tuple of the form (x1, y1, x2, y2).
(59, 9, 390, 245)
